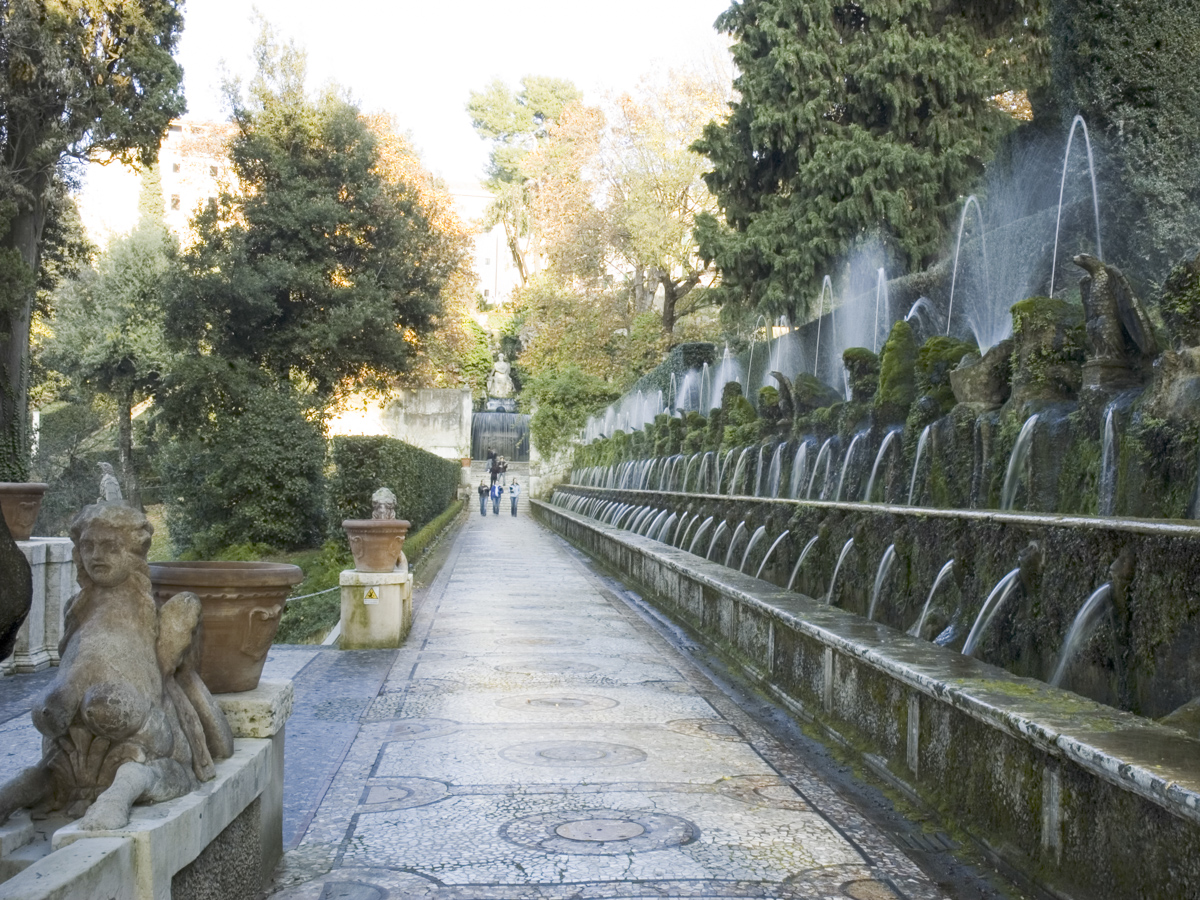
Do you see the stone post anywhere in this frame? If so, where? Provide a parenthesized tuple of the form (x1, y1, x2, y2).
(339, 570, 413, 649)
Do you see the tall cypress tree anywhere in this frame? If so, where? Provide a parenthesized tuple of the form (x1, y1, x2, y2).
(694, 0, 1046, 319)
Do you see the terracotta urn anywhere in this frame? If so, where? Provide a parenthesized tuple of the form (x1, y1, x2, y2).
(0, 482, 48, 541)
(343, 518, 410, 572)
(149, 561, 303, 693)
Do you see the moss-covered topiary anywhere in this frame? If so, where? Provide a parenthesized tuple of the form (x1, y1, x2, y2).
(704, 406, 725, 452)
(726, 394, 758, 428)
(874, 320, 918, 424)
(791, 374, 843, 416)
(915, 335, 978, 416)
(842, 347, 880, 403)
(1009, 296, 1085, 403)
(720, 380, 744, 412)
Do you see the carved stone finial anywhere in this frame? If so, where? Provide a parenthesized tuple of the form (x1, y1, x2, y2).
(371, 487, 397, 520)
(97, 462, 123, 504)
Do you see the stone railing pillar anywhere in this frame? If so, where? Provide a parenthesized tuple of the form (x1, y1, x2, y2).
(1, 538, 74, 675)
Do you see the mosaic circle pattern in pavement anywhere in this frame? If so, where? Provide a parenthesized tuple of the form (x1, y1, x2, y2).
(499, 740, 647, 767)
(495, 693, 619, 712)
(500, 808, 697, 855)
(502, 636, 583, 648)
(360, 776, 449, 810)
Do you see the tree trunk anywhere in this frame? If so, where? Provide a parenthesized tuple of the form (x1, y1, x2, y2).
(661, 279, 678, 334)
(0, 194, 48, 483)
(659, 273, 702, 335)
(117, 383, 142, 511)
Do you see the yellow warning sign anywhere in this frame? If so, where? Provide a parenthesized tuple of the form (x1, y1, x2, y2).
(364, 588, 379, 605)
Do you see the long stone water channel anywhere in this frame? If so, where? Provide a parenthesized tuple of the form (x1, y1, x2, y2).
(261, 508, 1006, 899)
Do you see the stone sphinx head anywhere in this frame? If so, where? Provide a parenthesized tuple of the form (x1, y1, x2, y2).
(70, 503, 153, 590)
(371, 487, 397, 520)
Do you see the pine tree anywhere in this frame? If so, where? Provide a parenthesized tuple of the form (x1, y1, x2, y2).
(694, 0, 1046, 320)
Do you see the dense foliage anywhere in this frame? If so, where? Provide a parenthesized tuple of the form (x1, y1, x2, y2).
(694, 0, 1047, 320)
(158, 371, 328, 556)
(327, 436, 461, 535)
(523, 367, 622, 459)
(1046, 0, 1200, 287)
(0, 0, 185, 479)
(156, 27, 464, 553)
(468, 76, 582, 284)
(167, 39, 458, 397)
(43, 169, 174, 505)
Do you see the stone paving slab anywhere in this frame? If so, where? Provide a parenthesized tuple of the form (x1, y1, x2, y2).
(267, 507, 951, 900)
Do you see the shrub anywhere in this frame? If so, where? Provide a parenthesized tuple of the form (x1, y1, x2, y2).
(327, 435, 459, 535)
(158, 383, 327, 557)
(523, 366, 621, 459)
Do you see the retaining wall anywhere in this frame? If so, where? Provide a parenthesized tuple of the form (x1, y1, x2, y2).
(549, 486, 1200, 718)
(534, 498, 1200, 900)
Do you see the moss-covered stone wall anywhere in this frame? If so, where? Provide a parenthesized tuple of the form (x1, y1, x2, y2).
(553, 484, 1200, 720)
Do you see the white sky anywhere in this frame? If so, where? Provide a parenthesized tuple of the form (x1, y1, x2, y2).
(174, 0, 733, 186)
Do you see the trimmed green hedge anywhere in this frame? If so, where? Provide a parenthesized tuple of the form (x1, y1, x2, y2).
(327, 436, 460, 535)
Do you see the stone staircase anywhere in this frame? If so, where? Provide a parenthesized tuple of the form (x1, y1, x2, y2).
(469, 460, 532, 513)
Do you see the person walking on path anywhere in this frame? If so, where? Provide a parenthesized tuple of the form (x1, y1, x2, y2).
(477, 479, 489, 516)
(509, 480, 520, 516)
(498, 456, 508, 486)
(489, 455, 499, 486)
(490, 480, 502, 515)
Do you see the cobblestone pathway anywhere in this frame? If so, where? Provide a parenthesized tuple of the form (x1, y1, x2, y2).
(268, 508, 955, 900)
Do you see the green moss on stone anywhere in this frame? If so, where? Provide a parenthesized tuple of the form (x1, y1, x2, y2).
(1010, 296, 1085, 402)
(842, 347, 880, 403)
(1158, 251, 1200, 347)
(915, 336, 977, 416)
(875, 320, 918, 424)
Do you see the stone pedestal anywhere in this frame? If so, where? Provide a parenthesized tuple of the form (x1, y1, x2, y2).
(0, 681, 293, 900)
(339, 570, 412, 649)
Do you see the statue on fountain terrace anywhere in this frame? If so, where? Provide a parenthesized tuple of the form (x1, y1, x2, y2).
(0, 504, 234, 831)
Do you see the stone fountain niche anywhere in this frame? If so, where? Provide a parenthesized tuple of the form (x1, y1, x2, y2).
(569, 242, 1200, 724)
(470, 351, 531, 461)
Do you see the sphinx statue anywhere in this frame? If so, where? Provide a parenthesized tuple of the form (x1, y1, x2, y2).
(1074, 254, 1159, 389)
(0, 504, 233, 831)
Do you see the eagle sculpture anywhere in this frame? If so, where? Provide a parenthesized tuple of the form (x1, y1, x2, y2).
(1074, 254, 1158, 364)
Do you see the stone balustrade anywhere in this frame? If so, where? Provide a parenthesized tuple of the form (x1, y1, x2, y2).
(1, 539, 74, 675)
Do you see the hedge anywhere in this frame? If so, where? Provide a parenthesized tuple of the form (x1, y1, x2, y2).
(327, 436, 460, 535)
